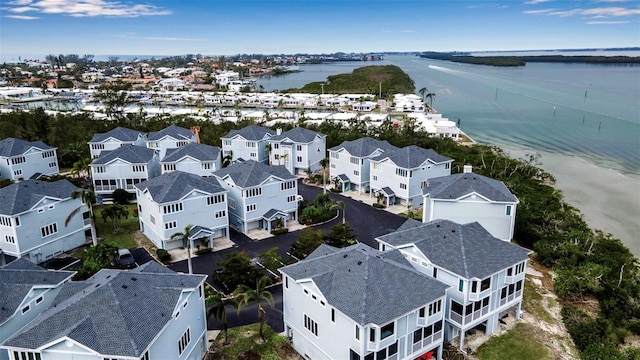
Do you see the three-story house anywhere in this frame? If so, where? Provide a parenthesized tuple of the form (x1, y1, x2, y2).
(147, 125, 198, 159)
(87, 126, 147, 159)
(0, 138, 59, 181)
(221, 125, 275, 165)
(161, 142, 222, 176)
(268, 127, 326, 175)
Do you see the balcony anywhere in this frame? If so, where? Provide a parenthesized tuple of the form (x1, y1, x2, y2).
(411, 330, 442, 355)
(499, 289, 523, 307)
(469, 288, 491, 302)
(449, 305, 490, 326)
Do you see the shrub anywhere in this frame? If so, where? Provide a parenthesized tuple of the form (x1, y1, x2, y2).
(157, 248, 171, 263)
(194, 247, 212, 256)
(271, 228, 289, 235)
(112, 189, 130, 205)
(372, 203, 386, 209)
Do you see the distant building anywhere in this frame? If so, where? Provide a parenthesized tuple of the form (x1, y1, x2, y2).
(0, 138, 59, 181)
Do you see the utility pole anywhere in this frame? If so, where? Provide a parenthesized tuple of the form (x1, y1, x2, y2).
(379, 81, 382, 98)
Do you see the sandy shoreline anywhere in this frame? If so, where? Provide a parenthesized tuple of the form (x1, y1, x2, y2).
(505, 148, 640, 257)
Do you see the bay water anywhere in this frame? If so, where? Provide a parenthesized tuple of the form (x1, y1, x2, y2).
(258, 55, 640, 255)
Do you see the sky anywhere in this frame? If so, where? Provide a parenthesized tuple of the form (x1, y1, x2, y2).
(1, 0, 639, 60)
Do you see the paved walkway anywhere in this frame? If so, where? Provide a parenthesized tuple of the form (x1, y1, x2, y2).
(168, 237, 236, 263)
(330, 189, 410, 215)
(246, 220, 307, 241)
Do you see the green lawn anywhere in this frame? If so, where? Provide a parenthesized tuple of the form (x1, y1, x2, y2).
(477, 323, 551, 360)
(93, 204, 138, 249)
(212, 323, 297, 360)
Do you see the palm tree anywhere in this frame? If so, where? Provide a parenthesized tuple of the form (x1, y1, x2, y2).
(419, 87, 427, 102)
(101, 204, 129, 232)
(425, 92, 436, 111)
(171, 225, 193, 274)
(65, 188, 98, 246)
(206, 293, 238, 345)
(70, 158, 91, 179)
(234, 276, 275, 342)
(319, 157, 329, 195)
(222, 151, 233, 168)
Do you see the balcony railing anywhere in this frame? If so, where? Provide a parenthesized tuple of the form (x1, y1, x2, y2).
(499, 289, 523, 307)
(411, 330, 442, 355)
(449, 305, 490, 326)
(469, 288, 491, 301)
(94, 185, 118, 192)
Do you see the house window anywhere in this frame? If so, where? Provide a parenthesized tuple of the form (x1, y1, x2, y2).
(445, 162, 450, 169)
(94, 166, 106, 173)
(149, 215, 155, 225)
(22, 305, 30, 314)
(223, 140, 232, 146)
(164, 163, 176, 171)
(396, 168, 408, 177)
(246, 141, 256, 148)
(176, 141, 189, 147)
(287, 195, 296, 202)
(14, 216, 20, 226)
(243, 187, 262, 198)
(91, 143, 105, 150)
(354, 170, 359, 176)
(296, 145, 302, 151)
(399, 183, 407, 190)
(350, 349, 361, 360)
(228, 198, 236, 210)
(350, 157, 359, 165)
(132, 165, 146, 172)
(380, 322, 394, 340)
(178, 328, 191, 355)
(458, 279, 464, 292)
(274, 154, 280, 160)
(164, 221, 177, 230)
(372, 175, 377, 181)
(202, 162, 213, 170)
(40, 223, 58, 237)
(285, 276, 288, 289)
(11, 156, 26, 165)
(273, 143, 279, 149)
(1, 217, 12, 227)
(5, 235, 15, 244)
(330, 152, 339, 159)
(48, 162, 57, 168)
(421, 181, 429, 189)
(355, 325, 360, 340)
(35, 296, 43, 304)
(428, 299, 442, 316)
(506, 205, 512, 216)
(331, 308, 335, 322)
(433, 267, 437, 278)
(281, 180, 296, 190)
(515, 262, 525, 274)
(13, 169, 22, 177)
(141, 351, 149, 360)
(11, 352, 41, 360)
(207, 194, 224, 205)
(215, 210, 226, 218)
(41, 150, 55, 158)
(369, 328, 375, 342)
(451, 301, 463, 315)
(163, 202, 183, 214)
(296, 156, 302, 163)
(330, 163, 336, 169)
(250, 152, 257, 158)
(304, 314, 318, 336)
(246, 204, 257, 212)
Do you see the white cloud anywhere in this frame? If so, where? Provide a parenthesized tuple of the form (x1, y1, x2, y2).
(400, 30, 416, 33)
(144, 36, 207, 42)
(587, 20, 630, 24)
(524, 5, 640, 18)
(524, 0, 551, 4)
(523, 8, 557, 14)
(5, 0, 172, 18)
(5, 14, 39, 19)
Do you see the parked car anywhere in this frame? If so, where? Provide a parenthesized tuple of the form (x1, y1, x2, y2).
(116, 249, 136, 269)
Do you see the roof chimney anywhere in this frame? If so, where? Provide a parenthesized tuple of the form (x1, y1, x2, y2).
(276, 128, 282, 136)
(190, 126, 201, 144)
(463, 165, 473, 173)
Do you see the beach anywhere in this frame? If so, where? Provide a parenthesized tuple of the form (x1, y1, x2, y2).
(507, 148, 640, 257)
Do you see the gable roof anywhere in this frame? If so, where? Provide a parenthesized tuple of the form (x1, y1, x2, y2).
(376, 220, 531, 279)
(424, 173, 518, 203)
(90, 144, 157, 165)
(161, 143, 220, 163)
(221, 125, 275, 141)
(329, 137, 398, 158)
(0, 179, 78, 215)
(0, 138, 54, 157)
(0, 259, 74, 325)
(89, 127, 145, 143)
(280, 244, 448, 326)
(212, 160, 295, 188)
(135, 171, 225, 203)
(147, 125, 194, 141)
(3, 267, 205, 358)
(372, 145, 451, 168)
(270, 127, 324, 143)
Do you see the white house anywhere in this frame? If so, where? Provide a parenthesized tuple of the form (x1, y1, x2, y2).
(0, 259, 75, 360)
(422, 167, 519, 241)
(279, 243, 450, 360)
(0, 180, 91, 265)
(268, 127, 327, 175)
(369, 146, 453, 208)
(329, 137, 399, 194)
(147, 125, 198, 159)
(161, 143, 222, 176)
(90, 144, 161, 200)
(376, 219, 532, 350)
(87, 126, 147, 159)
(212, 160, 298, 234)
(221, 125, 275, 165)
(0, 138, 59, 181)
(135, 171, 229, 250)
(1, 262, 208, 360)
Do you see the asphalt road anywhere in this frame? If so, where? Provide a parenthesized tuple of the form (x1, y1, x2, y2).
(169, 181, 408, 331)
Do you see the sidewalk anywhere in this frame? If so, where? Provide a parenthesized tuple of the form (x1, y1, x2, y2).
(168, 237, 235, 263)
(246, 220, 307, 241)
(334, 189, 409, 215)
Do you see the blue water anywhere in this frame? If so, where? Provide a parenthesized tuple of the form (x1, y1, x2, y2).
(258, 55, 640, 176)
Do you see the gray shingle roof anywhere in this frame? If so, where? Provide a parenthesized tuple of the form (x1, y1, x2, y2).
(212, 160, 295, 188)
(147, 125, 194, 141)
(161, 143, 220, 163)
(372, 145, 451, 168)
(135, 171, 226, 204)
(90, 144, 157, 165)
(376, 220, 531, 279)
(270, 127, 323, 143)
(0, 138, 54, 157)
(280, 244, 448, 326)
(328, 137, 398, 158)
(0, 179, 78, 215)
(423, 173, 518, 203)
(89, 127, 145, 143)
(221, 125, 275, 141)
(4, 267, 205, 358)
(0, 259, 74, 325)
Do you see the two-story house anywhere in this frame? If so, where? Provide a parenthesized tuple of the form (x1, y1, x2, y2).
(212, 160, 298, 234)
(0, 259, 74, 360)
(268, 127, 326, 175)
(369, 146, 452, 208)
(161, 142, 222, 176)
(90, 144, 161, 200)
(422, 166, 519, 241)
(376, 219, 532, 350)
(87, 126, 147, 159)
(279, 243, 450, 360)
(1, 262, 208, 360)
(0, 138, 59, 181)
(221, 125, 275, 164)
(135, 171, 229, 250)
(0, 180, 91, 265)
(147, 125, 198, 159)
(328, 137, 398, 194)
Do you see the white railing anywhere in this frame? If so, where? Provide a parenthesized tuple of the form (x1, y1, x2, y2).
(412, 330, 442, 354)
(469, 288, 491, 301)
